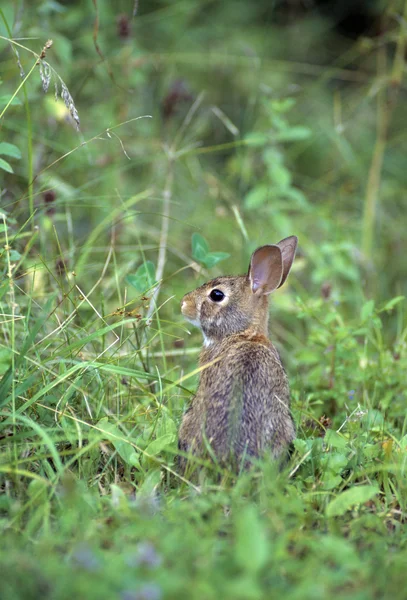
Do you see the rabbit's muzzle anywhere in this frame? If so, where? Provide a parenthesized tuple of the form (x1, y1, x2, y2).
(181, 293, 200, 326)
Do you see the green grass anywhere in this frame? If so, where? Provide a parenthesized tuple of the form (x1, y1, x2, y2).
(1, 1, 407, 599)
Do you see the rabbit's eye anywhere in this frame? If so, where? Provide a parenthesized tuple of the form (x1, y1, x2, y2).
(209, 289, 225, 302)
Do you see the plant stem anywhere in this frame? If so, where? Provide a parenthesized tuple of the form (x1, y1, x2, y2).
(23, 84, 34, 226)
(361, 45, 388, 261)
(362, 1, 407, 261)
(0, 12, 35, 225)
(145, 156, 174, 374)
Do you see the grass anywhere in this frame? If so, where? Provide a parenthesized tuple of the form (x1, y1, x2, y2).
(1, 1, 407, 599)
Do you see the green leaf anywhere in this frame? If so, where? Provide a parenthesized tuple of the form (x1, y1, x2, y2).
(234, 504, 269, 574)
(326, 485, 379, 517)
(9, 250, 22, 261)
(270, 98, 296, 113)
(244, 132, 269, 147)
(362, 444, 381, 459)
(191, 232, 209, 262)
(110, 484, 130, 511)
(324, 430, 348, 450)
(0, 158, 13, 173)
(0, 348, 12, 376)
(380, 296, 405, 313)
(244, 184, 269, 209)
(267, 161, 291, 189)
(145, 433, 176, 456)
(360, 299, 375, 322)
(202, 252, 230, 268)
(293, 438, 311, 457)
(97, 419, 139, 467)
(0, 95, 22, 108)
(273, 126, 312, 142)
(321, 473, 343, 490)
(137, 469, 162, 498)
(27, 479, 48, 501)
(0, 142, 21, 159)
(362, 409, 384, 431)
(321, 452, 348, 475)
(191, 234, 229, 268)
(126, 261, 156, 293)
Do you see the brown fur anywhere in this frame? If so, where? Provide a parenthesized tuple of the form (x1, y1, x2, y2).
(178, 236, 298, 472)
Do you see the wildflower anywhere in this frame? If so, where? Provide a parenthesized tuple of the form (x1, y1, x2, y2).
(71, 544, 100, 572)
(121, 583, 162, 600)
(127, 542, 162, 569)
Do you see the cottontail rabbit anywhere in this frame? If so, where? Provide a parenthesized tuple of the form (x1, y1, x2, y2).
(178, 236, 298, 472)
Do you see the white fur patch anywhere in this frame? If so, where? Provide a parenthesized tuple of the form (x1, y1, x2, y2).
(184, 316, 201, 329)
(203, 334, 213, 348)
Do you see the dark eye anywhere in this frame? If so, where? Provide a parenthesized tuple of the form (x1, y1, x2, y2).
(209, 289, 225, 302)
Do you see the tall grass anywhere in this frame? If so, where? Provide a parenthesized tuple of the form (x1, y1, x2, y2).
(1, 2, 407, 599)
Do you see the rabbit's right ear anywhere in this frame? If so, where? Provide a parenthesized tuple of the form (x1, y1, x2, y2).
(276, 235, 298, 288)
(249, 245, 283, 295)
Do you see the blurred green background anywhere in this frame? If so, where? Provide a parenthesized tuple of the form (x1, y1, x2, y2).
(1, 1, 407, 599)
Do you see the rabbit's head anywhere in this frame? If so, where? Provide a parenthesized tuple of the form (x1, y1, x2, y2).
(181, 236, 297, 345)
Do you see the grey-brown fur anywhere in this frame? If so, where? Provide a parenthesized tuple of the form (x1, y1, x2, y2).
(178, 236, 298, 472)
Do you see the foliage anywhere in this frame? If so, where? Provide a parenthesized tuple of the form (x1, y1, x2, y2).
(1, 1, 407, 599)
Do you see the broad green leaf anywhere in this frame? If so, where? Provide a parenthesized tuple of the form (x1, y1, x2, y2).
(234, 504, 269, 574)
(9, 250, 22, 261)
(0, 348, 12, 376)
(362, 443, 381, 459)
(321, 473, 343, 490)
(110, 484, 129, 511)
(191, 234, 229, 268)
(324, 430, 348, 450)
(321, 452, 348, 474)
(399, 435, 407, 451)
(281, 186, 309, 208)
(225, 576, 262, 600)
(126, 261, 156, 293)
(326, 485, 379, 517)
(191, 232, 209, 262)
(273, 126, 312, 142)
(244, 184, 269, 209)
(145, 433, 176, 456)
(0, 142, 21, 159)
(0, 95, 22, 108)
(293, 438, 310, 457)
(267, 160, 291, 189)
(244, 132, 268, 147)
(0, 158, 13, 173)
(202, 252, 230, 268)
(97, 419, 139, 467)
(270, 98, 296, 113)
(137, 469, 162, 498)
(27, 479, 48, 501)
(360, 299, 375, 322)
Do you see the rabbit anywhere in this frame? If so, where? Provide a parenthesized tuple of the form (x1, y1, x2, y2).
(178, 236, 298, 473)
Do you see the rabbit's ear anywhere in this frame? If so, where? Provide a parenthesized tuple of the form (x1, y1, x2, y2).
(249, 245, 283, 295)
(276, 235, 298, 288)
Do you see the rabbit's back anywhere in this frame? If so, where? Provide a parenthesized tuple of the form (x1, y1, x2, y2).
(179, 334, 295, 466)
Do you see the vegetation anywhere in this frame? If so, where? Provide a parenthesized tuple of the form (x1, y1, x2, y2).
(1, 1, 406, 598)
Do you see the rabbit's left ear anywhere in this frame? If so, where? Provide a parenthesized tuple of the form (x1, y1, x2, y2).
(276, 235, 298, 288)
(249, 236, 298, 295)
(249, 245, 283, 295)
